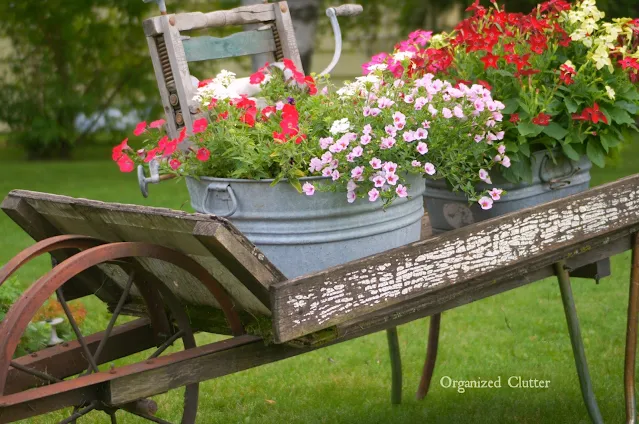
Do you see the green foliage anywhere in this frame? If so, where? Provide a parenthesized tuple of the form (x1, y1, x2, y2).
(0, 1, 164, 159)
(0, 278, 50, 357)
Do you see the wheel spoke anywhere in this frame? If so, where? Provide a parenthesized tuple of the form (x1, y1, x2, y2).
(148, 330, 184, 360)
(89, 270, 135, 367)
(56, 289, 99, 373)
(9, 360, 62, 383)
(109, 411, 118, 424)
(125, 409, 174, 424)
(58, 402, 96, 424)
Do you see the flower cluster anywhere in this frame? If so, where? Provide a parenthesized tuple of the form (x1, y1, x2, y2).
(304, 70, 507, 207)
(362, 0, 639, 183)
(114, 57, 507, 207)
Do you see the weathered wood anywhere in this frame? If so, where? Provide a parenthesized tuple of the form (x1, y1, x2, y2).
(1, 190, 281, 323)
(273, 2, 303, 70)
(161, 15, 198, 138)
(143, 4, 276, 36)
(331, 4, 364, 17)
(0, 196, 122, 303)
(271, 174, 639, 343)
(183, 29, 277, 62)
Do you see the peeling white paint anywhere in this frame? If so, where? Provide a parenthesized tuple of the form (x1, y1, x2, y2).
(280, 187, 639, 334)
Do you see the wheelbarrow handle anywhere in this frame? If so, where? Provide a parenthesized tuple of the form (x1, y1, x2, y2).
(331, 4, 363, 17)
(319, 4, 363, 77)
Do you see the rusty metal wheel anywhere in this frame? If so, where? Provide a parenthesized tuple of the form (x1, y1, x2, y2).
(0, 239, 244, 423)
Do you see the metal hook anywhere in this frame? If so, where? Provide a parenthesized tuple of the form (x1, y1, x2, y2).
(319, 8, 343, 77)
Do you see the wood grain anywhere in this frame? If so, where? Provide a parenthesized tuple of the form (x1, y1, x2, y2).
(271, 174, 639, 342)
(1, 190, 283, 326)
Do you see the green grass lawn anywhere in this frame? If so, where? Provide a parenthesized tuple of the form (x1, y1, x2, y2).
(1, 142, 639, 423)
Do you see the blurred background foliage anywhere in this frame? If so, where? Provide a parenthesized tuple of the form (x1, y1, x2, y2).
(0, 0, 637, 159)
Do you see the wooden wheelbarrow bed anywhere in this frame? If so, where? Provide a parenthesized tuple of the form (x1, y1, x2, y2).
(1, 174, 639, 423)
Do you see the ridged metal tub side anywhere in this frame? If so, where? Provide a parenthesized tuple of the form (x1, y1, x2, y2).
(423, 151, 592, 233)
(187, 174, 426, 278)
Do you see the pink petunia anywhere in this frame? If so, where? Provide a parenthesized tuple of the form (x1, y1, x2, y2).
(347, 190, 357, 203)
(351, 166, 365, 180)
(396, 184, 408, 197)
(478, 196, 493, 210)
(489, 188, 503, 201)
(370, 157, 382, 169)
(169, 158, 181, 170)
(442, 108, 453, 119)
(196, 147, 210, 161)
(416, 142, 428, 155)
(368, 188, 380, 202)
(479, 169, 492, 184)
(303, 182, 315, 196)
(424, 162, 436, 175)
(360, 134, 372, 145)
(385, 173, 399, 185)
(501, 155, 511, 168)
(497, 144, 506, 154)
(373, 175, 386, 188)
(411, 160, 422, 167)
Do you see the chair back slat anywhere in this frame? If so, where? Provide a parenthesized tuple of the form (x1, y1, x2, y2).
(183, 29, 277, 63)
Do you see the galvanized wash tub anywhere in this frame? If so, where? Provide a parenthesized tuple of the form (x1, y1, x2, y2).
(186, 174, 426, 278)
(424, 150, 592, 233)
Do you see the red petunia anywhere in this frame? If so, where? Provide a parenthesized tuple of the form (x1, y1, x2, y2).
(529, 34, 547, 55)
(509, 113, 520, 124)
(197, 78, 213, 88)
(478, 80, 492, 90)
(163, 139, 178, 157)
(133, 121, 147, 136)
(480, 52, 500, 69)
(112, 138, 129, 161)
(572, 103, 608, 124)
(192, 118, 208, 134)
(196, 147, 210, 161)
(158, 135, 169, 149)
(208, 98, 218, 110)
(305, 75, 318, 95)
(559, 63, 576, 85)
(239, 107, 257, 127)
(282, 58, 297, 71)
(217, 111, 229, 121)
(532, 112, 551, 126)
(177, 127, 187, 143)
(169, 158, 181, 170)
(619, 57, 639, 70)
(261, 106, 277, 121)
(249, 71, 266, 85)
(144, 147, 161, 163)
(117, 155, 135, 173)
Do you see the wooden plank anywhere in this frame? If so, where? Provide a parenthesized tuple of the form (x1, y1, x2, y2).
(0, 196, 122, 303)
(108, 335, 297, 405)
(271, 173, 639, 343)
(273, 1, 303, 71)
(142, 4, 276, 36)
(2, 190, 279, 317)
(183, 29, 276, 62)
(333, 229, 633, 343)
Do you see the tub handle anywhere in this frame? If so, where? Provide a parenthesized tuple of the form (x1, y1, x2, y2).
(539, 153, 580, 190)
(202, 182, 238, 217)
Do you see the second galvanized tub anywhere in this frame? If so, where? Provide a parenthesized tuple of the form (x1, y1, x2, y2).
(186, 174, 426, 278)
(424, 150, 592, 233)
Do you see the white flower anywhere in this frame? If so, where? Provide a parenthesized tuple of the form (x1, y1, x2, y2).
(393, 51, 415, 61)
(330, 118, 351, 135)
(367, 63, 388, 72)
(605, 85, 616, 100)
(356, 75, 381, 85)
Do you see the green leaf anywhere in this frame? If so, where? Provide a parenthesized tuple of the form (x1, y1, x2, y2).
(564, 97, 579, 113)
(561, 143, 581, 161)
(519, 142, 531, 157)
(494, 69, 514, 77)
(586, 140, 606, 167)
(502, 98, 519, 114)
(608, 107, 635, 125)
(517, 122, 544, 137)
(542, 122, 568, 140)
(620, 89, 639, 101)
(517, 99, 531, 115)
(615, 100, 638, 115)
(599, 132, 621, 151)
(290, 178, 303, 193)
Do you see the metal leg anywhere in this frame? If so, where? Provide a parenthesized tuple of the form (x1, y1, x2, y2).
(416, 313, 441, 400)
(386, 327, 402, 405)
(625, 234, 639, 424)
(555, 261, 604, 424)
